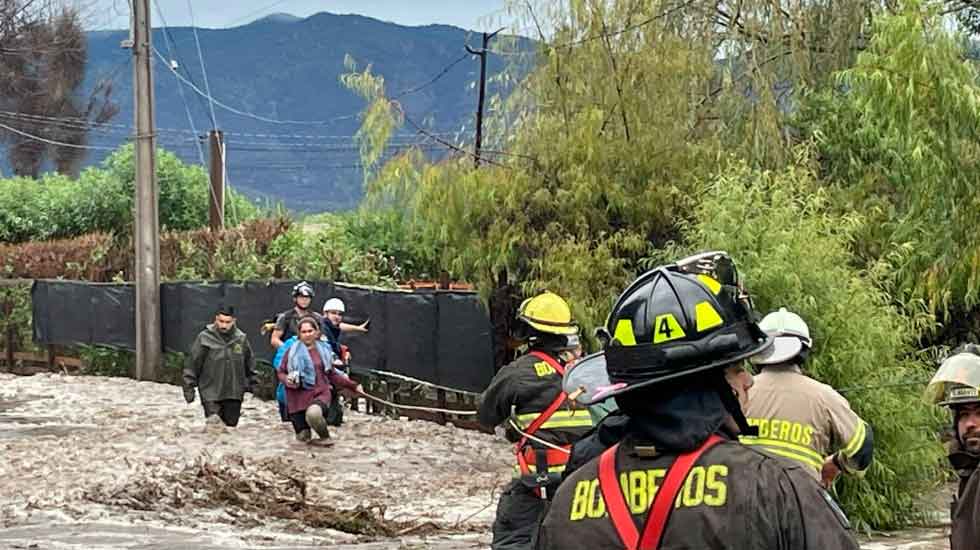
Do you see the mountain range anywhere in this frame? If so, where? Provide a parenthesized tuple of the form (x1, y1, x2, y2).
(77, 12, 532, 211)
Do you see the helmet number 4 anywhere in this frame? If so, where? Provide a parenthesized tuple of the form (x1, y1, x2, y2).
(654, 314, 686, 344)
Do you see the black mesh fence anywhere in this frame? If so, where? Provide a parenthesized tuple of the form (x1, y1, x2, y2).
(31, 279, 495, 393)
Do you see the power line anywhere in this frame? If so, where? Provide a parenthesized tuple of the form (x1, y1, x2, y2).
(390, 53, 471, 100)
(0, 116, 132, 138)
(153, 47, 359, 126)
(225, 0, 295, 28)
(0, 121, 119, 150)
(0, 111, 459, 143)
(400, 109, 509, 169)
(222, 139, 439, 148)
(0, 110, 195, 134)
(225, 145, 442, 154)
(490, 0, 701, 54)
(153, 0, 207, 166)
(837, 378, 932, 395)
(186, 0, 219, 130)
(151, 47, 479, 129)
(220, 129, 459, 139)
(234, 163, 367, 170)
(150, 1, 216, 131)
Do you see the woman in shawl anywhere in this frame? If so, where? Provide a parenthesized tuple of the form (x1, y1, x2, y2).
(277, 316, 363, 444)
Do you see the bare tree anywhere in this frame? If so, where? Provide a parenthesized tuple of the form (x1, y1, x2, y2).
(0, 0, 118, 178)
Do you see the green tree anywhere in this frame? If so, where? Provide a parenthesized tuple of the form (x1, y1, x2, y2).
(676, 160, 945, 530)
(342, 0, 890, 326)
(335, 0, 955, 529)
(798, 0, 980, 332)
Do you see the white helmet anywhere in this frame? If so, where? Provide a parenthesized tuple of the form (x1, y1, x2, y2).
(750, 307, 812, 366)
(322, 298, 346, 314)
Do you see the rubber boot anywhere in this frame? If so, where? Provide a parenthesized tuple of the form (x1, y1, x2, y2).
(306, 404, 331, 442)
(296, 428, 312, 443)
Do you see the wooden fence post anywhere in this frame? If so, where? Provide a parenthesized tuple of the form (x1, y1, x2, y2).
(436, 388, 448, 425)
(3, 297, 14, 369)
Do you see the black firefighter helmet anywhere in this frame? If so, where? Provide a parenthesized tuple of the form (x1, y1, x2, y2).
(564, 251, 771, 405)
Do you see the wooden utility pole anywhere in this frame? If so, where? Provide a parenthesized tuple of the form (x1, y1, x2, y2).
(132, 0, 161, 380)
(208, 129, 225, 231)
(465, 28, 504, 168)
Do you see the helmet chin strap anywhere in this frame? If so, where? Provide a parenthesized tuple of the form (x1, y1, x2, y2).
(713, 374, 757, 437)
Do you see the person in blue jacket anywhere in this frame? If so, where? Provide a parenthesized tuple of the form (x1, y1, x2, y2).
(271, 333, 297, 422)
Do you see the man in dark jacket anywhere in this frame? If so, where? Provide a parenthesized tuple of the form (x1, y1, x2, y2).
(926, 345, 980, 550)
(183, 305, 257, 429)
(479, 291, 594, 550)
(538, 252, 859, 550)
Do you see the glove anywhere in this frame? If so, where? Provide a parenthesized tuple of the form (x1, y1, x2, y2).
(183, 386, 196, 404)
(286, 371, 300, 386)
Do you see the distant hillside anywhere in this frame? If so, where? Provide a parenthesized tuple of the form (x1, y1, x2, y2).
(72, 13, 533, 211)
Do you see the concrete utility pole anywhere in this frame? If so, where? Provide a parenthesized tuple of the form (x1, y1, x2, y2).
(208, 129, 225, 231)
(132, 0, 161, 380)
(465, 28, 504, 168)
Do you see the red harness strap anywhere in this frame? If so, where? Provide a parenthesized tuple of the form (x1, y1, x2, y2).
(529, 350, 566, 377)
(598, 434, 725, 550)
(515, 351, 568, 479)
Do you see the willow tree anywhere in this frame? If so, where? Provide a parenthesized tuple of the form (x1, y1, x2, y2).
(797, 0, 980, 341)
(343, 0, 881, 327)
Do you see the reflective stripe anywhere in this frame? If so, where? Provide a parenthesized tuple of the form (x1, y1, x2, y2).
(515, 409, 593, 430)
(741, 439, 823, 470)
(739, 436, 824, 463)
(513, 463, 566, 475)
(842, 421, 866, 458)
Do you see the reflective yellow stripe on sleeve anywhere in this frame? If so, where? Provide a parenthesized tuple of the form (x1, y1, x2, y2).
(739, 436, 824, 470)
(842, 421, 866, 458)
(514, 409, 594, 431)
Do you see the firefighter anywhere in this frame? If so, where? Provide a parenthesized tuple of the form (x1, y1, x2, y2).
(479, 291, 595, 550)
(925, 344, 980, 550)
(270, 281, 321, 350)
(538, 253, 859, 549)
(741, 307, 874, 487)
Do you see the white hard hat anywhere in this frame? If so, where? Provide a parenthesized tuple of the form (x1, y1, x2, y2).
(322, 298, 345, 313)
(750, 307, 812, 365)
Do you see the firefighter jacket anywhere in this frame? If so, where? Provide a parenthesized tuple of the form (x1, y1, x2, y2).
(184, 324, 257, 402)
(536, 433, 859, 550)
(948, 440, 980, 550)
(741, 364, 873, 480)
(479, 349, 594, 475)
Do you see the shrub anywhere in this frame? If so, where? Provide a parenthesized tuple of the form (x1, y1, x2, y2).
(0, 144, 261, 244)
(674, 160, 946, 530)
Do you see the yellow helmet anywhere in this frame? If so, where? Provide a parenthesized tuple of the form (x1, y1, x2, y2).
(517, 291, 578, 336)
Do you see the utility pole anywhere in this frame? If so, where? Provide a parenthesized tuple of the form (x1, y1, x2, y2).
(132, 0, 161, 380)
(208, 130, 225, 231)
(465, 28, 504, 168)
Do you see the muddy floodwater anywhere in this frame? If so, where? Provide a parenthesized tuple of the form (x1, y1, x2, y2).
(0, 372, 955, 549)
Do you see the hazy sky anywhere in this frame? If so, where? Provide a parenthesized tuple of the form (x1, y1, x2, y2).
(90, 0, 516, 32)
